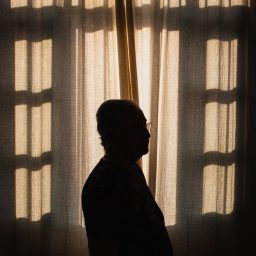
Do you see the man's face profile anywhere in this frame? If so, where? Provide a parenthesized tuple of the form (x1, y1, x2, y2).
(97, 100, 151, 162)
(112, 109, 150, 159)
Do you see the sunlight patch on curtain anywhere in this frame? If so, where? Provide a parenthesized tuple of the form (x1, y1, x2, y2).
(133, 0, 153, 182)
(14, 40, 28, 92)
(203, 164, 235, 214)
(35, 40, 52, 215)
(133, 0, 152, 181)
(11, 0, 28, 8)
(160, 0, 186, 8)
(134, 24, 152, 181)
(31, 39, 52, 219)
(16, 168, 29, 218)
(72, 0, 79, 6)
(15, 39, 52, 220)
(15, 40, 28, 219)
(155, 30, 179, 226)
(230, 0, 248, 6)
(83, 28, 105, 134)
(32, 0, 53, 8)
(31, 171, 41, 221)
(68, 22, 84, 231)
(136, 24, 151, 180)
(84, 0, 104, 9)
(168, 0, 186, 7)
(83, 27, 108, 172)
(15, 105, 29, 217)
(56, 0, 64, 6)
(11, 0, 65, 8)
(134, 24, 151, 115)
(199, 0, 248, 8)
(139, 0, 151, 5)
(203, 39, 237, 215)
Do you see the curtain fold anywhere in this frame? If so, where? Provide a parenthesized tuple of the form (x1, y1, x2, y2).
(0, 0, 254, 255)
(115, 0, 139, 103)
(115, 0, 142, 168)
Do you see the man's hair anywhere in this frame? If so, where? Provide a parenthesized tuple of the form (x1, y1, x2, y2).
(96, 99, 141, 152)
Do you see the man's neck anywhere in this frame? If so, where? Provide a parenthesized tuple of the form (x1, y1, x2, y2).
(103, 153, 134, 170)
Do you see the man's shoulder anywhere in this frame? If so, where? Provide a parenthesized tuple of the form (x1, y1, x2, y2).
(82, 158, 126, 202)
(82, 159, 110, 192)
(131, 163, 147, 184)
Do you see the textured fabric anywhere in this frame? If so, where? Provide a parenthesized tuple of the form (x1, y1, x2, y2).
(115, 0, 139, 103)
(0, 1, 120, 255)
(0, 0, 254, 256)
(82, 158, 173, 255)
(132, 0, 251, 255)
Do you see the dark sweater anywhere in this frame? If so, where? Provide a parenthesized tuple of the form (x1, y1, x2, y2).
(82, 158, 173, 256)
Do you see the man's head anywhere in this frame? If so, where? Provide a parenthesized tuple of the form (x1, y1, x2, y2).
(96, 99, 150, 161)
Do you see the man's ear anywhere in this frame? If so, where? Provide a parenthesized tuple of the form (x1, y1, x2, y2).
(103, 130, 118, 147)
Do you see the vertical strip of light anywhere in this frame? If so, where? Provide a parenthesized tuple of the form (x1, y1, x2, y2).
(41, 39, 52, 216)
(15, 40, 29, 219)
(31, 40, 42, 221)
(156, 0, 180, 226)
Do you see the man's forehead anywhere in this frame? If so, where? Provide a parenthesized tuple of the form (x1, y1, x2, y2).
(124, 114, 146, 125)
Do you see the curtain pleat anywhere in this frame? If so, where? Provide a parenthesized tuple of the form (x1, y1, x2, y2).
(115, 0, 142, 168)
(115, 0, 139, 103)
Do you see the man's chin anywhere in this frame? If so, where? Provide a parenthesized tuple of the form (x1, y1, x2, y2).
(131, 146, 149, 161)
(138, 147, 149, 157)
(143, 146, 149, 154)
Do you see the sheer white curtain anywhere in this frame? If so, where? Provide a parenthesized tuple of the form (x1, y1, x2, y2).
(0, 0, 251, 255)
(51, 0, 120, 255)
(133, 0, 249, 255)
(3, 0, 120, 255)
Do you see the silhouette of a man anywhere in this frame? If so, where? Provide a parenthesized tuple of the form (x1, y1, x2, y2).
(82, 99, 173, 256)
